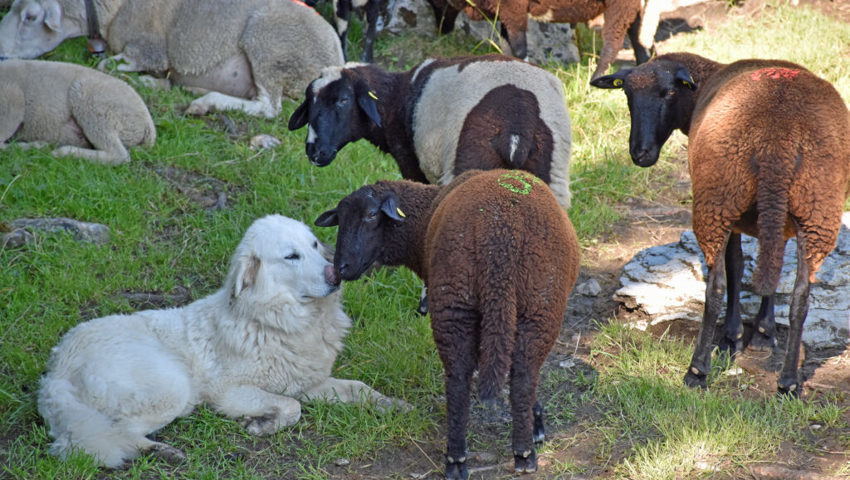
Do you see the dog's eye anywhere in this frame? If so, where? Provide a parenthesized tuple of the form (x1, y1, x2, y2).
(285, 252, 300, 260)
(313, 241, 318, 249)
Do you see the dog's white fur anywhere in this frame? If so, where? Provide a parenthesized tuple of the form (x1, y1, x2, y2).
(38, 214, 405, 468)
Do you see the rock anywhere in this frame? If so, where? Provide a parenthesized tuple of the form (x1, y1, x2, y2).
(382, 0, 579, 65)
(575, 278, 602, 296)
(1, 217, 111, 248)
(615, 213, 850, 350)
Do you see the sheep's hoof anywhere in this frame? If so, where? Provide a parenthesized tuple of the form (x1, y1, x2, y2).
(532, 401, 545, 444)
(748, 329, 776, 352)
(416, 295, 429, 316)
(718, 336, 742, 358)
(683, 366, 707, 389)
(513, 449, 537, 474)
(444, 459, 468, 480)
(776, 379, 801, 399)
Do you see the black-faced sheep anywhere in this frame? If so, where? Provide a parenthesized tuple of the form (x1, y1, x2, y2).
(591, 52, 850, 395)
(288, 54, 573, 209)
(315, 169, 580, 479)
(0, 59, 154, 164)
(425, 0, 655, 79)
(0, 0, 343, 118)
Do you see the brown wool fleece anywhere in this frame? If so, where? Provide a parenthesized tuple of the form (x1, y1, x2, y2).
(657, 53, 850, 294)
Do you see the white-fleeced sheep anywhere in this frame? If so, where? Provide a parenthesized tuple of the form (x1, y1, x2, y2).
(0, 0, 343, 118)
(288, 54, 573, 209)
(592, 52, 850, 396)
(316, 169, 580, 479)
(0, 59, 154, 164)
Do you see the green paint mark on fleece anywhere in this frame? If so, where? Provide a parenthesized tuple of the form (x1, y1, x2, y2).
(498, 171, 542, 195)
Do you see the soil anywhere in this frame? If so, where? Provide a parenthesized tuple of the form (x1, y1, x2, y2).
(319, 1, 850, 478)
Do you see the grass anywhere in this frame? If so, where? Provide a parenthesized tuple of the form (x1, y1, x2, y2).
(2, 1, 850, 479)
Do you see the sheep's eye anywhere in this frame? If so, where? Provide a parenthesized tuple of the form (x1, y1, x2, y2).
(666, 89, 676, 97)
(24, 13, 38, 23)
(336, 97, 349, 107)
(285, 252, 300, 260)
(365, 210, 378, 221)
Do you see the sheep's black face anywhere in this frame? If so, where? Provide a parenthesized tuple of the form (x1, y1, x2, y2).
(315, 188, 405, 281)
(591, 61, 696, 168)
(288, 70, 382, 168)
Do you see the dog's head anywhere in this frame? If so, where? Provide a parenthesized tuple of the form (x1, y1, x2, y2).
(226, 215, 341, 307)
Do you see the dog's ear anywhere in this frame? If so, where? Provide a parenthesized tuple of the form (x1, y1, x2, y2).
(232, 254, 261, 299)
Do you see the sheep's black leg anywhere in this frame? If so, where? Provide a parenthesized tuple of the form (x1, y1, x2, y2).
(626, 11, 651, 64)
(532, 401, 545, 444)
(434, 309, 478, 480)
(510, 358, 540, 474)
(334, 0, 352, 62)
(361, 0, 379, 63)
(684, 234, 728, 389)
(777, 237, 809, 397)
(427, 0, 459, 35)
(747, 295, 776, 351)
(719, 233, 744, 358)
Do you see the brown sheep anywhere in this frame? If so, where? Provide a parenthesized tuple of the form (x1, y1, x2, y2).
(591, 52, 850, 396)
(315, 169, 580, 479)
(425, 0, 654, 79)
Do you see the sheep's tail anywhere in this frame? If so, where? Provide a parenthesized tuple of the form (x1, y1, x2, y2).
(751, 150, 795, 296)
(476, 284, 517, 403)
(38, 376, 141, 468)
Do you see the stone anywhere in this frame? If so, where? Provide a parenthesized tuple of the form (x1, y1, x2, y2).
(615, 213, 850, 350)
(1, 217, 111, 248)
(575, 278, 602, 296)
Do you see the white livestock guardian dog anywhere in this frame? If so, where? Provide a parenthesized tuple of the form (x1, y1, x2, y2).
(38, 214, 407, 468)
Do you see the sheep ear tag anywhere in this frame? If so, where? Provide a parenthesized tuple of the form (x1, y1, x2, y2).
(380, 194, 406, 221)
(357, 90, 382, 128)
(675, 68, 696, 90)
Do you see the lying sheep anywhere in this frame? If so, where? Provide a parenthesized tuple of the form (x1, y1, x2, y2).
(0, 59, 154, 164)
(425, 0, 655, 79)
(591, 52, 850, 395)
(288, 54, 573, 209)
(0, 0, 343, 118)
(316, 169, 580, 479)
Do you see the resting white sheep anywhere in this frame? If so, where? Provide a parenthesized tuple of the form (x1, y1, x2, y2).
(0, 59, 155, 165)
(0, 0, 344, 118)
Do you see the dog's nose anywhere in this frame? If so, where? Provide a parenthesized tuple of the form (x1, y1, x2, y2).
(325, 265, 341, 286)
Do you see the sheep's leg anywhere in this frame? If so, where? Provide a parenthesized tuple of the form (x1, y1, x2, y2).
(186, 86, 279, 119)
(361, 0, 379, 62)
(684, 233, 729, 389)
(776, 236, 810, 397)
(594, 2, 638, 79)
(626, 10, 651, 64)
(428, 0, 460, 34)
(334, 0, 352, 62)
(532, 401, 545, 443)
(747, 295, 777, 351)
(433, 309, 478, 480)
(509, 352, 543, 474)
(718, 232, 744, 358)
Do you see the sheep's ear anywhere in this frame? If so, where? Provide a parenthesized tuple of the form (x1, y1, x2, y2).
(232, 254, 261, 299)
(288, 98, 309, 130)
(674, 67, 696, 90)
(379, 192, 406, 222)
(356, 88, 382, 128)
(315, 209, 339, 227)
(590, 70, 629, 89)
(44, 0, 62, 32)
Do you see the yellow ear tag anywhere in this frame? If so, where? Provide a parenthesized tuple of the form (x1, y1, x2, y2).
(368, 91, 379, 100)
(613, 78, 623, 87)
(681, 80, 693, 88)
(396, 207, 406, 218)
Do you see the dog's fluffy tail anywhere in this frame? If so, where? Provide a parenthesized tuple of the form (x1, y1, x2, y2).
(39, 376, 143, 468)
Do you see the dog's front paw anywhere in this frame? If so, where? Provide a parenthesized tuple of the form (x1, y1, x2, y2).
(374, 396, 413, 414)
(243, 412, 281, 436)
(145, 441, 187, 464)
(185, 100, 211, 116)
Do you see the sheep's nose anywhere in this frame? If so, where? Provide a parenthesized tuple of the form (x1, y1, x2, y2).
(337, 261, 351, 278)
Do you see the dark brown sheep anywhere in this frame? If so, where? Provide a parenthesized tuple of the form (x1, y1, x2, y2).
(591, 52, 850, 395)
(315, 169, 579, 479)
(426, 0, 654, 79)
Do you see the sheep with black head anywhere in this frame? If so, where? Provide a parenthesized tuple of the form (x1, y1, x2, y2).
(315, 169, 579, 479)
(591, 52, 850, 395)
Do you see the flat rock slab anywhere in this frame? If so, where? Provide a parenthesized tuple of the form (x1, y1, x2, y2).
(616, 213, 850, 350)
(1, 217, 110, 248)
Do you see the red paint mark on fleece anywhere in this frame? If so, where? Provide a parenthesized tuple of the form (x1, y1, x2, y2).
(750, 68, 801, 82)
(290, 0, 320, 14)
